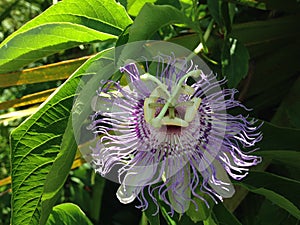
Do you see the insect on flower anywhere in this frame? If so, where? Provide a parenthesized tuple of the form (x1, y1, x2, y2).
(88, 53, 262, 215)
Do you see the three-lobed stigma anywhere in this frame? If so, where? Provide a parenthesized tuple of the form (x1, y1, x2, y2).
(142, 70, 202, 128)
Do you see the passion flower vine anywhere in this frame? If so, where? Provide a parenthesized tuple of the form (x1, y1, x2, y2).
(89, 54, 262, 215)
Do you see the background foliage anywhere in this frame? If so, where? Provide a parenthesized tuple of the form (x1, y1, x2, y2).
(0, 0, 299, 225)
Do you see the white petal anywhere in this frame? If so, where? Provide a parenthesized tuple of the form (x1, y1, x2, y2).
(117, 153, 160, 204)
(122, 157, 160, 187)
(116, 184, 141, 204)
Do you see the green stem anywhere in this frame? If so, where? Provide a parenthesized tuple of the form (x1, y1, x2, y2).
(204, 19, 214, 42)
(139, 212, 148, 225)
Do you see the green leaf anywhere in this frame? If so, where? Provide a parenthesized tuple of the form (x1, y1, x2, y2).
(241, 171, 300, 205)
(127, 0, 157, 16)
(203, 215, 217, 225)
(257, 151, 300, 168)
(39, 116, 78, 225)
(232, 16, 300, 112)
(254, 199, 298, 225)
(243, 40, 300, 113)
(10, 82, 76, 225)
(221, 37, 250, 88)
(0, 23, 115, 74)
(258, 122, 300, 151)
(237, 171, 300, 219)
(253, 189, 300, 220)
(143, 190, 160, 225)
(46, 203, 93, 225)
(128, 3, 196, 42)
(186, 196, 211, 223)
(232, 15, 300, 58)
(156, 0, 181, 9)
(168, 34, 200, 51)
(160, 205, 177, 225)
(0, 0, 132, 73)
(207, 0, 222, 26)
(271, 76, 300, 128)
(213, 203, 242, 225)
(10, 49, 115, 225)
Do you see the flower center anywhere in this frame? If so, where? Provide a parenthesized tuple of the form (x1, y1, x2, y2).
(141, 70, 203, 128)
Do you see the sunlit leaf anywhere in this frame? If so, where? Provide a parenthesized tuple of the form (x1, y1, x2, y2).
(128, 3, 197, 42)
(10, 49, 114, 225)
(127, 0, 157, 16)
(46, 203, 93, 225)
(0, 0, 132, 73)
(0, 153, 85, 189)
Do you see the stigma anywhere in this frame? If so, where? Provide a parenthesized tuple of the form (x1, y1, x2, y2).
(142, 70, 203, 128)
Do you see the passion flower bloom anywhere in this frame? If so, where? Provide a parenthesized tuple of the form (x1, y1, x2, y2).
(89, 55, 262, 215)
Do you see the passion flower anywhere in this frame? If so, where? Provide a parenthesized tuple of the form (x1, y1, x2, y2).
(89, 54, 262, 215)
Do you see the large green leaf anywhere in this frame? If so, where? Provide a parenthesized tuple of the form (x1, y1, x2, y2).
(10, 49, 115, 225)
(128, 3, 197, 42)
(243, 41, 300, 114)
(232, 15, 300, 58)
(0, 0, 132, 73)
(271, 76, 300, 128)
(39, 116, 78, 225)
(258, 122, 300, 151)
(237, 172, 300, 219)
(46, 203, 93, 225)
(230, 16, 300, 112)
(257, 151, 300, 169)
